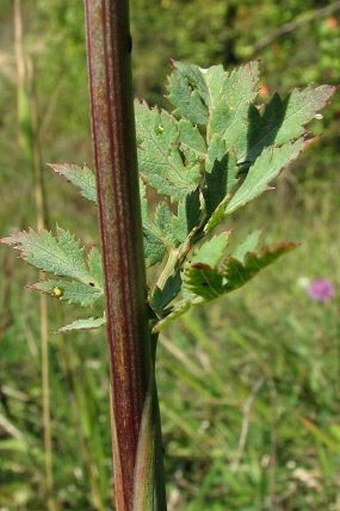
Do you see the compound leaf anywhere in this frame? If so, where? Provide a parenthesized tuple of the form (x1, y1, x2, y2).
(2, 61, 335, 337)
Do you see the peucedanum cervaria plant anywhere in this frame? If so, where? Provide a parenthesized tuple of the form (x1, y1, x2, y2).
(2, 61, 335, 332)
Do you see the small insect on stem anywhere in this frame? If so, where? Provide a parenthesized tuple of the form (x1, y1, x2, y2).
(52, 287, 63, 298)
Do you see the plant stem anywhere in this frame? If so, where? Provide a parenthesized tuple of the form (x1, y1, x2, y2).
(84, 2, 166, 509)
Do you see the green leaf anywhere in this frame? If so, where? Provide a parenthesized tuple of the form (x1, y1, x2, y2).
(205, 61, 260, 154)
(2, 61, 335, 339)
(183, 241, 297, 302)
(135, 101, 201, 201)
(140, 181, 167, 267)
(245, 85, 335, 163)
(167, 63, 334, 236)
(162, 233, 231, 305)
(58, 316, 106, 333)
(155, 202, 179, 247)
(183, 232, 230, 301)
(203, 137, 239, 229)
(167, 61, 209, 125)
(141, 182, 202, 268)
(49, 163, 97, 203)
(223, 242, 297, 292)
(177, 119, 206, 157)
(171, 190, 202, 244)
(203, 198, 229, 235)
(184, 264, 224, 301)
(190, 232, 230, 267)
(167, 61, 260, 155)
(224, 138, 305, 215)
(232, 230, 262, 263)
(2, 227, 92, 283)
(143, 227, 167, 268)
(204, 134, 227, 175)
(33, 280, 102, 307)
(150, 270, 182, 315)
(87, 247, 104, 289)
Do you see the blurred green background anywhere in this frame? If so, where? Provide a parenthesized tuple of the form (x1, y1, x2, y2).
(0, 1, 339, 509)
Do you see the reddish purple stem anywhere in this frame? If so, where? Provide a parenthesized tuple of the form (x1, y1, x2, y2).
(84, 2, 152, 509)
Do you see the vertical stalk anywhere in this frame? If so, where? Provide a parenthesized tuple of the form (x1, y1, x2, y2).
(84, 2, 165, 509)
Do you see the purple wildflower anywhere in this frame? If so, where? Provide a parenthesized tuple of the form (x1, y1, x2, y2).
(307, 279, 335, 302)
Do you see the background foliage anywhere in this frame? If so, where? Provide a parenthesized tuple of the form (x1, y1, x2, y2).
(0, 1, 339, 509)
